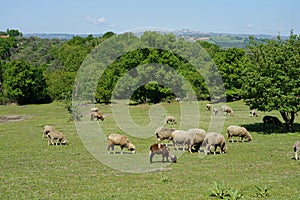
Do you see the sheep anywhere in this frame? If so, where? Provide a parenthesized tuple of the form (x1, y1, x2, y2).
(187, 128, 207, 152)
(42, 125, 56, 138)
(202, 132, 226, 155)
(107, 133, 135, 154)
(263, 116, 283, 128)
(155, 126, 176, 145)
(250, 109, 258, 117)
(227, 125, 252, 142)
(293, 141, 300, 160)
(170, 130, 190, 152)
(206, 103, 211, 111)
(91, 111, 105, 121)
(165, 115, 177, 125)
(221, 105, 234, 116)
(47, 131, 68, 145)
(149, 143, 177, 163)
(213, 108, 218, 115)
(175, 97, 181, 103)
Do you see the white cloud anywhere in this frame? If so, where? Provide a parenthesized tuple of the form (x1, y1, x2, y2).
(85, 16, 117, 28)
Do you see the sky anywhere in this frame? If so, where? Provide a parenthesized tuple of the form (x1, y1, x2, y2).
(1, 0, 299, 36)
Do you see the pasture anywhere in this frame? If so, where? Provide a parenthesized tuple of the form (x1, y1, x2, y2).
(0, 100, 299, 199)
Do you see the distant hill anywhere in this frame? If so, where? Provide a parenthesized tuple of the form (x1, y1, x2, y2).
(24, 29, 284, 48)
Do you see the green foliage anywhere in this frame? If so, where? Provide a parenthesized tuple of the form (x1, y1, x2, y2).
(210, 182, 243, 200)
(254, 185, 273, 198)
(242, 31, 300, 131)
(3, 60, 50, 104)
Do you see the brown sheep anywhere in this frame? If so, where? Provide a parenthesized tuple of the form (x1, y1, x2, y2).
(149, 143, 177, 163)
(107, 133, 135, 154)
(227, 125, 252, 142)
(91, 111, 105, 121)
(47, 131, 68, 145)
(263, 116, 283, 128)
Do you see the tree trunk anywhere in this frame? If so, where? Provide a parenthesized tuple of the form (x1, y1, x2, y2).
(280, 111, 295, 132)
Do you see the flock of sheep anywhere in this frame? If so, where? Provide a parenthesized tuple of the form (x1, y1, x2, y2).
(42, 104, 300, 163)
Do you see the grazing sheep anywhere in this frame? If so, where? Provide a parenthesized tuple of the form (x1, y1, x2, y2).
(227, 125, 252, 142)
(202, 132, 226, 155)
(187, 128, 207, 152)
(165, 115, 177, 125)
(293, 141, 300, 160)
(206, 104, 211, 111)
(149, 143, 177, 163)
(42, 125, 55, 138)
(171, 130, 190, 152)
(91, 111, 105, 121)
(250, 109, 258, 117)
(47, 131, 68, 145)
(155, 126, 176, 145)
(221, 105, 234, 116)
(107, 133, 135, 154)
(213, 108, 218, 115)
(263, 116, 283, 128)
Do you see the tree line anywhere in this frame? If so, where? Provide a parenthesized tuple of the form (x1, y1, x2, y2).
(0, 29, 299, 130)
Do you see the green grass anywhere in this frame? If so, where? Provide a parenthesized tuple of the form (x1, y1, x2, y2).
(0, 101, 300, 199)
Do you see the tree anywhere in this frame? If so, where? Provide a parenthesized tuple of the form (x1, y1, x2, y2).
(242, 32, 300, 131)
(3, 60, 50, 104)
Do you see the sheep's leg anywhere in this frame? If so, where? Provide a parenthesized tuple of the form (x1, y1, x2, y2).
(295, 151, 298, 160)
(149, 151, 154, 163)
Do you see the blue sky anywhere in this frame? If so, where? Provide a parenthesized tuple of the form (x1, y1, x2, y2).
(1, 0, 299, 35)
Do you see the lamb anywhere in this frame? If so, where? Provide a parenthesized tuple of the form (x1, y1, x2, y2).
(263, 116, 283, 128)
(149, 143, 177, 163)
(47, 131, 68, 145)
(206, 103, 211, 111)
(293, 141, 300, 160)
(202, 132, 226, 155)
(213, 108, 218, 115)
(155, 126, 176, 145)
(42, 125, 56, 138)
(107, 133, 135, 154)
(91, 111, 105, 121)
(165, 115, 177, 125)
(250, 109, 258, 117)
(227, 125, 252, 142)
(221, 105, 234, 116)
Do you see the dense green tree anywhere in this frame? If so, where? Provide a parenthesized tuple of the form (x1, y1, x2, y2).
(3, 60, 50, 104)
(242, 32, 300, 131)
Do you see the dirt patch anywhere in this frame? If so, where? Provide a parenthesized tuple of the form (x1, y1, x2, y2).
(0, 115, 26, 124)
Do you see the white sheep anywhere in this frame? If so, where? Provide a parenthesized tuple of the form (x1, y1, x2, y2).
(47, 131, 68, 145)
(187, 128, 207, 152)
(227, 125, 252, 142)
(171, 130, 190, 152)
(42, 125, 56, 138)
(294, 141, 300, 160)
(202, 132, 226, 155)
(149, 143, 177, 163)
(155, 126, 176, 145)
(206, 103, 211, 111)
(164, 115, 177, 125)
(107, 133, 135, 154)
(221, 105, 234, 116)
(213, 108, 218, 115)
(250, 109, 258, 117)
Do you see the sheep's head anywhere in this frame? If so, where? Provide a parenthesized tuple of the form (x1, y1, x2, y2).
(170, 153, 177, 163)
(128, 143, 135, 154)
(247, 134, 253, 142)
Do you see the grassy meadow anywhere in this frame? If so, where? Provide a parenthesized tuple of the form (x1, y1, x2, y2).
(0, 100, 300, 199)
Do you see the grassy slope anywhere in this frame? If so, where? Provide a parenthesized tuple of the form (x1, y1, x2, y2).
(0, 101, 299, 199)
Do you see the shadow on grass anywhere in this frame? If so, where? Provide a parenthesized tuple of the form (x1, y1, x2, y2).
(240, 122, 300, 134)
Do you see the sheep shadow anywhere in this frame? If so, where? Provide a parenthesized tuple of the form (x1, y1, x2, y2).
(240, 122, 300, 134)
